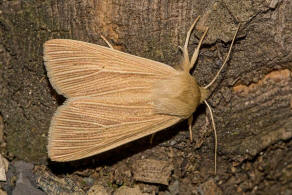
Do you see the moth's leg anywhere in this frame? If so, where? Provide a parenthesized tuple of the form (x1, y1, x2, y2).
(188, 115, 194, 142)
(100, 35, 114, 49)
(180, 16, 201, 71)
(204, 100, 217, 175)
(203, 24, 240, 89)
(189, 27, 208, 69)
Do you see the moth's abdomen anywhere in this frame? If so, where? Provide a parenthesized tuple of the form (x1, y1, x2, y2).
(152, 72, 201, 118)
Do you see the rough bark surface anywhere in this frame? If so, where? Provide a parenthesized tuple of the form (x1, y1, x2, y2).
(0, 0, 291, 194)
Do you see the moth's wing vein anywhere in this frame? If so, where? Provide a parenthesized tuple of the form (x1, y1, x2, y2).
(48, 97, 180, 161)
(44, 39, 180, 161)
(43, 39, 176, 98)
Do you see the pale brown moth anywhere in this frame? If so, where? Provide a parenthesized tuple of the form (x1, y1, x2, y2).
(44, 16, 239, 174)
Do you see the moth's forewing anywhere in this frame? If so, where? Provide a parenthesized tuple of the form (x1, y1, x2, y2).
(44, 39, 183, 161)
(44, 39, 175, 98)
(48, 97, 180, 161)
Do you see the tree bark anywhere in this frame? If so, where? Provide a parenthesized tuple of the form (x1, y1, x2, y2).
(0, 0, 291, 194)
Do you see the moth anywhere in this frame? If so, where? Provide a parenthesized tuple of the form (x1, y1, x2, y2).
(44, 16, 239, 173)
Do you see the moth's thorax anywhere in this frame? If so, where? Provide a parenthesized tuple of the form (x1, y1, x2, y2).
(151, 71, 201, 118)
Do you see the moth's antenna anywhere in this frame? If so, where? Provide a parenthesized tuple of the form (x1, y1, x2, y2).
(204, 100, 217, 175)
(190, 27, 208, 69)
(180, 16, 201, 72)
(202, 25, 240, 175)
(203, 25, 240, 89)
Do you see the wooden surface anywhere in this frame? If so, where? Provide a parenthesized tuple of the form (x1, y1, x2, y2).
(0, 0, 291, 194)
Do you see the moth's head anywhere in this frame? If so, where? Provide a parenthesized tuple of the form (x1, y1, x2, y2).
(199, 87, 209, 103)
